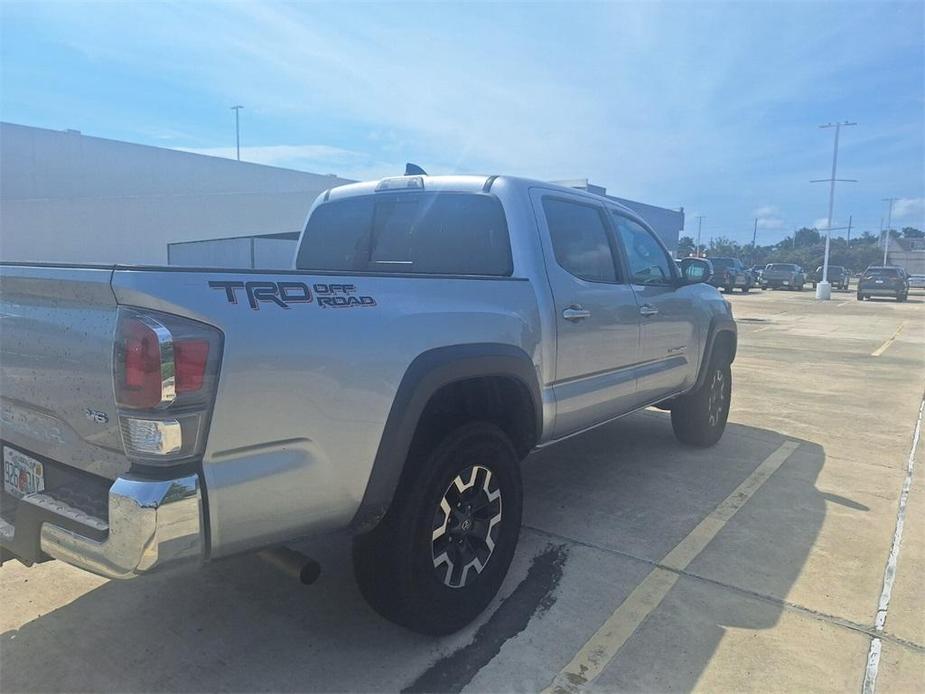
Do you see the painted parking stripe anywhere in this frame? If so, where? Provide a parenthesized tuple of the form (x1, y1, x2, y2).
(542, 440, 801, 694)
(871, 322, 906, 357)
(862, 394, 924, 694)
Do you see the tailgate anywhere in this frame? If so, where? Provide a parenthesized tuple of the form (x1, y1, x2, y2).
(0, 265, 128, 480)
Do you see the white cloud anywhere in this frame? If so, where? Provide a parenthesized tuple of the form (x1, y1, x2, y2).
(753, 205, 785, 230)
(892, 197, 925, 220)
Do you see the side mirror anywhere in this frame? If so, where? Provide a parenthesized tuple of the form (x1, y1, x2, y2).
(679, 257, 713, 285)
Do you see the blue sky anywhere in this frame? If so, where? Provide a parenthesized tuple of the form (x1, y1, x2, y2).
(1, 1, 923, 244)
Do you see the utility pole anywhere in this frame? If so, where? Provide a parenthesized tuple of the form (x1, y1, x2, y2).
(695, 216, 704, 257)
(846, 215, 852, 244)
(811, 121, 857, 300)
(751, 217, 759, 265)
(882, 198, 897, 265)
(230, 105, 244, 161)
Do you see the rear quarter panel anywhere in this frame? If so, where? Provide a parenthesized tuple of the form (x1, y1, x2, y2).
(112, 269, 541, 556)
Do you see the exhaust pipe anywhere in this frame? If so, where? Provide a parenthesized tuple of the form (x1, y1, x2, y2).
(258, 546, 322, 585)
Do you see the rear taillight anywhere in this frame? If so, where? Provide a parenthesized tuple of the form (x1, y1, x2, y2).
(175, 339, 209, 393)
(114, 308, 223, 465)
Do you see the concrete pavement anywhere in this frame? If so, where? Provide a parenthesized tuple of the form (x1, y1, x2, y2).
(1, 287, 923, 692)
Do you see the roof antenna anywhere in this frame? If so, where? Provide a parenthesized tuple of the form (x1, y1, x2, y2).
(405, 163, 428, 176)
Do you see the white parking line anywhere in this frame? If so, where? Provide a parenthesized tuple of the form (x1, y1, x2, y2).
(862, 394, 924, 694)
(871, 322, 906, 357)
(542, 440, 801, 693)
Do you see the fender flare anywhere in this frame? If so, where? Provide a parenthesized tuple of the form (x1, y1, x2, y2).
(693, 316, 737, 391)
(351, 343, 541, 531)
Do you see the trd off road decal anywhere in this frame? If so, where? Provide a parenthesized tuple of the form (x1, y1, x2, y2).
(314, 283, 377, 308)
(209, 280, 376, 310)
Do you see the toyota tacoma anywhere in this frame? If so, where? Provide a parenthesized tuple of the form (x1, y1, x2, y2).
(0, 174, 736, 634)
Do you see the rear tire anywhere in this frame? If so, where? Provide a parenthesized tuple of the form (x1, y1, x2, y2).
(671, 353, 732, 447)
(857, 292, 864, 301)
(352, 421, 522, 635)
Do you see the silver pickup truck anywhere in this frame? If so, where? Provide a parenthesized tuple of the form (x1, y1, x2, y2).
(0, 174, 736, 634)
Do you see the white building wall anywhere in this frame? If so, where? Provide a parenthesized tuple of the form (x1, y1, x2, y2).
(0, 122, 352, 265)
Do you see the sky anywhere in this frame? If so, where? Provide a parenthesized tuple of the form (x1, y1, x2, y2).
(1, 1, 923, 245)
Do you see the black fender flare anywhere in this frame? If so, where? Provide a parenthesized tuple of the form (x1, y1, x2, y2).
(693, 316, 737, 391)
(351, 343, 541, 531)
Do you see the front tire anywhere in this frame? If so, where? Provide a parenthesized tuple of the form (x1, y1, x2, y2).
(352, 422, 522, 635)
(671, 354, 732, 447)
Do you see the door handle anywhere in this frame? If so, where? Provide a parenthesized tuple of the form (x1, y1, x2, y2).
(562, 305, 591, 322)
(639, 304, 659, 317)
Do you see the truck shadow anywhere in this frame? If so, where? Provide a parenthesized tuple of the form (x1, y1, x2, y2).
(0, 411, 831, 693)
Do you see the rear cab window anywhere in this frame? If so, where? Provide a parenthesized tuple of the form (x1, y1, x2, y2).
(296, 192, 513, 276)
(542, 197, 620, 283)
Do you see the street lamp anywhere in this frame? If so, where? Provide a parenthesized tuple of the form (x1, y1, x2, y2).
(230, 105, 244, 161)
(882, 198, 897, 266)
(811, 121, 857, 300)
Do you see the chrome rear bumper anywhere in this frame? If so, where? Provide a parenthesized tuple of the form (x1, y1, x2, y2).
(1, 473, 203, 579)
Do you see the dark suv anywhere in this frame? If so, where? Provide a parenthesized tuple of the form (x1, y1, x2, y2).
(857, 266, 909, 302)
(812, 265, 850, 290)
(761, 263, 806, 291)
(707, 257, 753, 293)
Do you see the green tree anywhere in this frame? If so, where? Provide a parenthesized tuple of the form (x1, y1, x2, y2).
(707, 236, 742, 257)
(677, 235, 696, 258)
(794, 227, 822, 247)
(902, 227, 924, 238)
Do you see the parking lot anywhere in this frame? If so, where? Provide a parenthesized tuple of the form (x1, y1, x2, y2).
(1, 287, 923, 693)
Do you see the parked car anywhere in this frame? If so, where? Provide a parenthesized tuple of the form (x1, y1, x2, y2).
(812, 265, 851, 290)
(707, 257, 753, 293)
(907, 274, 925, 289)
(0, 174, 737, 635)
(857, 266, 910, 302)
(761, 263, 806, 290)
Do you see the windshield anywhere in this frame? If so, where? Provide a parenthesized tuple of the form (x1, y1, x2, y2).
(767, 264, 797, 271)
(709, 258, 734, 270)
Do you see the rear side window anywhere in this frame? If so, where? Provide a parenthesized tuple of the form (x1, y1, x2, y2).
(295, 192, 512, 276)
(543, 198, 618, 283)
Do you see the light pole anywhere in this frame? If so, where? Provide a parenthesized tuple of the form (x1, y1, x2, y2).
(811, 121, 857, 300)
(882, 198, 896, 265)
(695, 216, 704, 257)
(751, 217, 759, 265)
(230, 105, 244, 161)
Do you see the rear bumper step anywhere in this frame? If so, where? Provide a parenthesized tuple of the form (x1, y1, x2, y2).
(1, 474, 203, 579)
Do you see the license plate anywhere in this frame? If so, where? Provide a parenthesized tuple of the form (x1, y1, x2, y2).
(783, 280, 789, 285)
(3, 446, 45, 499)
(876, 280, 884, 284)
